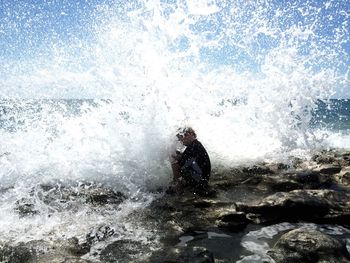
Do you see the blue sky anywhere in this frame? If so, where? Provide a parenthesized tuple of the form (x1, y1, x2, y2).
(1, 0, 349, 98)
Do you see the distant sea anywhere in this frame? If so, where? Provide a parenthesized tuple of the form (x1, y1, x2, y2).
(311, 99, 350, 131)
(1, 98, 349, 133)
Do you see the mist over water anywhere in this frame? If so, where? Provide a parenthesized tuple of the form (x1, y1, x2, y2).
(0, 0, 349, 247)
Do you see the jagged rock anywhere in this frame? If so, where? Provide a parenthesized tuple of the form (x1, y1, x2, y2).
(100, 240, 145, 263)
(0, 243, 34, 263)
(14, 184, 127, 217)
(53, 183, 127, 206)
(242, 165, 274, 175)
(334, 168, 350, 186)
(315, 149, 350, 166)
(14, 198, 39, 216)
(265, 163, 291, 173)
(86, 226, 115, 244)
(66, 237, 90, 256)
(268, 179, 303, 191)
(242, 171, 324, 193)
(85, 188, 126, 205)
(5, 149, 350, 263)
(217, 211, 250, 232)
(312, 154, 337, 165)
(267, 228, 350, 263)
(256, 175, 303, 192)
(47, 259, 92, 263)
(23, 240, 93, 263)
(276, 170, 332, 190)
(290, 171, 321, 184)
(240, 174, 263, 185)
(236, 189, 350, 224)
(291, 157, 305, 168)
(210, 168, 249, 189)
(150, 246, 214, 263)
(32, 254, 93, 263)
(316, 164, 342, 175)
(340, 152, 350, 165)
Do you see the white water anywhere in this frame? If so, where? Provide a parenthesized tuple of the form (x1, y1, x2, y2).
(0, 0, 349, 250)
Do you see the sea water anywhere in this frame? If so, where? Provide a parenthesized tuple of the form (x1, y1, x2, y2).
(0, 0, 349, 259)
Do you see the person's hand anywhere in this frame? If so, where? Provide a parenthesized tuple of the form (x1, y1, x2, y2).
(172, 151, 182, 161)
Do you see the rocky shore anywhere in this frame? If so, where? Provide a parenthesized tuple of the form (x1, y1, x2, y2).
(1, 149, 350, 262)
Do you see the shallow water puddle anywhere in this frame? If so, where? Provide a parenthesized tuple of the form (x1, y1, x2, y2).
(176, 223, 350, 262)
(177, 231, 232, 247)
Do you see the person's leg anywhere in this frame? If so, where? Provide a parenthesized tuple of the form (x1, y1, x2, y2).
(171, 162, 181, 183)
(169, 158, 184, 194)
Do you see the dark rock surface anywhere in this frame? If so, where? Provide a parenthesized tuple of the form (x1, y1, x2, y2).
(335, 168, 350, 186)
(13, 183, 127, 217)
(0, 243, 34, 263)
(268, 228, 350, 262)
(138, 149, 350, 262)
(5, 149, 350, 262)
(14, 198, 39, 217)
(235, 189, 350, 224)
(66, 237, 91, 256)
(149, 246, 215, 263)
(100, 240, 145, 263)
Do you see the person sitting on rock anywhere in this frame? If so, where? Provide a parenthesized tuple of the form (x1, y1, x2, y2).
(169, 127, 211, 195)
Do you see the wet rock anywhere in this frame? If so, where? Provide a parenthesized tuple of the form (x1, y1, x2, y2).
(217, 211, 250, 232)
(238, 169, 329, 193)
(312, 150, 350, 167)
(339, 151, 350, 166)
(245, 171, 324, 193)
(100, 240, 145, 263)
(334, 168, 350, 186)
(48, 259, 92, 263)
(0, 243, 34, 263)
(290, 170, 321, 184)
(268, 228, 350, 263)
(242, 165, 274, 175)
(11, 148, 347, 263)
(280, 170, 333, 190)
(210, 168, 249, 189)
(267, 179, 303, 192)
(143, 149, 350, 261)
(257, 175, 303, 192)
(236, 189, 350, 224)
(24, 240, 93, 263)
(85, 188, 126, 205)
(86, 226, 115, 244)
(54, 184, 127, 206)
(316, 164, 342, 175)
(32, 254, 93, 263)
(150, 246, 214, 263)
(27, 183, 127, 208)
(66, 237, 90, 256)
(13, 184, 127, 218)
(291, 157, 305, 168)
(265, 163, 291, 173)
(312, 154, 337, 165)
(14, 198, 39, 216)
(240, 174, 263, 185)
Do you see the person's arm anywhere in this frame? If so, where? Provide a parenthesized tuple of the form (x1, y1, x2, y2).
(171, 150, 182, 163)
(181, 157, 203, 183)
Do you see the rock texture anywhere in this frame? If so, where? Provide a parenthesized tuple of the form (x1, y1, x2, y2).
(0, 243, 33, 263)
(268, 228, 350, 262)
(235, 189, 350, 224)
(139, 149, 350, 262)
(3, 149, 350, 263)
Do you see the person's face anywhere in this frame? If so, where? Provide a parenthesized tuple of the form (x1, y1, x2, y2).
(179, 132, 195, 146)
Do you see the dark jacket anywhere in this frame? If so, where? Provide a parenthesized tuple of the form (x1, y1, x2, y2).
(178, 139, 211, 182)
